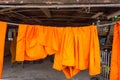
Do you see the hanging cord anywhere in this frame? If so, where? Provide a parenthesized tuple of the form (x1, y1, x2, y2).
(7, 22, 117, 27)
(0, 4, 119, 8)
(8, 22, 18, 26)
(97, 22, 116, 27)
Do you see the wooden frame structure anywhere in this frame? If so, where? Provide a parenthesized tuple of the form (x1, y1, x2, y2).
(0, 0, 119, 4)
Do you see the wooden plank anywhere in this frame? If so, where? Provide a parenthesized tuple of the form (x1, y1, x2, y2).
(0, 0, 119, 4)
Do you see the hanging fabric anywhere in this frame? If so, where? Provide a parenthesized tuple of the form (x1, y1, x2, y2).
(16, 24, 28, 61)
(16, 24, 58, 61)
(0, 21, 7, 79)
(16, 24, 100, 79)
(53, 25, 100, 78)
(110, 21, 120, 80)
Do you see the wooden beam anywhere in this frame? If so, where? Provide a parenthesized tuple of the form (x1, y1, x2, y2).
(7, 8, 120, 13)
(0, 10, 22, 23)
(32, 16, 91, 19)
(13, 12, 41, 23)
(0, 11, 41, 24)
(107, 10, 120, 19)
(9, 8, 82, 12)
(0, 0, 119, 4)
(40, 22, 91, 26)
(2, 8, 95, 14)
(0, 8, 96, 15)
(0, 8, 16, 12)
(38, 18, 75, 21)
(91, 12, 103, 18)
(41, 8, 51, 18)
(105, 26, 113, 45)
(39, 15, 91, 18)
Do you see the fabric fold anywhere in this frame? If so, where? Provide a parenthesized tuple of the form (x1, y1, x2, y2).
(16, 24, 28, 61)
(53, 26, 100, 79)
(16, 25, 59, 61)
(16, 24, 100, 79)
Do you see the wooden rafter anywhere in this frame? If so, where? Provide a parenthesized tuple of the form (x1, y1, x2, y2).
(91, 12, 103, 18)
(13, 12, 41, 23)
(31, 16, 92, 19)
(1, 8, 95, 14)
(0, 8, 16, 12)
(107, 10, 120, 19)
(41, 8, 51, 18)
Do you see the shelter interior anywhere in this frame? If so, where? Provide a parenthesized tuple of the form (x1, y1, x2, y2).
(0, 1, 120, 80)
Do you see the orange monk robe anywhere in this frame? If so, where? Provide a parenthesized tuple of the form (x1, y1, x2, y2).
(16, 25, 58, 61)
(42, 26, 59, 55)
(0, 21, 7, 79)
(16, 24, 28, 61)
(16, 24, 47, 61)
(53, 27, 75, 78)
(110, 21, 120, 80)
(25, 25, 47, 60)
(89, 26, 100, 75)
(53, 26, 100, 79)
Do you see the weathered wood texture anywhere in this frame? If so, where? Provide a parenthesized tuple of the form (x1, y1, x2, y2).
(0, 7, 117, 37)
(0, 0, 119, 4)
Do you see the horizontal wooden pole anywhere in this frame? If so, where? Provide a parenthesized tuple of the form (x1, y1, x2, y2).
(0, 0, 120, 4)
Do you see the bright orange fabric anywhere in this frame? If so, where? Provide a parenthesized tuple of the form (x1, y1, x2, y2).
(0, 21, 7, 79)
(41, 26, 58, 55)
(53, 26, 100, 78)
(89, 26, 101, 75)
(110, 21, 120, 80)
(16, 24, 28, 61)
(25, 25, 47, 60)
(16, 25, 58, 61)
(16, 24, 100, 79)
